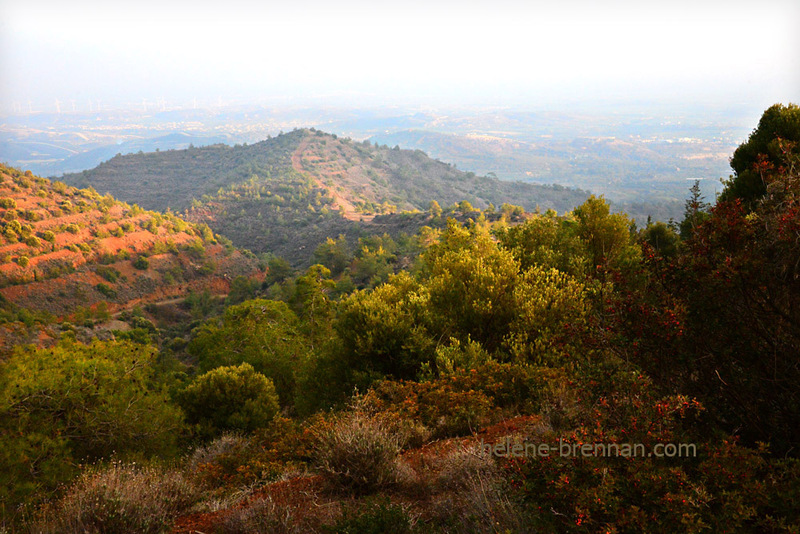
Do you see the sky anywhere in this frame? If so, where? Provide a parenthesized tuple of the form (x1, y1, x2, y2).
(0, 0, 798, 113)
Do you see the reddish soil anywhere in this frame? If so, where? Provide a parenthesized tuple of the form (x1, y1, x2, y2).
(0, 168, 261, 322)
(291, 136, 375, 222)
(170, 415, 540, 533)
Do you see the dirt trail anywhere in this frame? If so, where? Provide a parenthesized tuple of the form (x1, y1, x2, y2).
(291, 136, 374, 222)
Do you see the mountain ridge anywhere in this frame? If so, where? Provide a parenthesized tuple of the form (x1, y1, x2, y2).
(60, 129, 591, 264)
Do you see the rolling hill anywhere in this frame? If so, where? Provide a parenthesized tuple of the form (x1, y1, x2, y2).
(61, 129, 591, 264)
(367, 128, 718, 221)
(0, 164, 261, 351)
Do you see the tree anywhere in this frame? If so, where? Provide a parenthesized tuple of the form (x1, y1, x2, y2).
(291, 264, 336, 344)
(642, 221, 680, 258)
(335, 271, 434, 381)
(188, 299, 309, 406)
(624, 114, 800, 456)
(679, 180, 710, 239)
(457, 200, 476, 216)
(179, 363, 279, 438)
(428, 200, 443, 218)
(312, 235, 350, 276)
(496, 212, 587, 276)
(572, 195, 640, 274)
(675, 157, 800, 455)
(720, 103, 800, 205)
(0, 340, 183, 506)
(265, 256, 293, 285)
(507, 266, 589, 365)
(500, 203, 524, 221)
(424, 221, 520, 353)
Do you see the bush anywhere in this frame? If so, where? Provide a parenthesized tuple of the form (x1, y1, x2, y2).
(189, 299, 309, 407)
(325, 498, 417, 534)
(179, 363, 280, 438)
(312, 400, 408, 493)
(28, 462, 199, 534)
(95, 282, 117, 299)
(0, 198, 17, 209)
(367, 361, 537, 438)
(15, 255, 29, 268)
(65, 223, 80, 234)
(429, 444, 525, 534)
(133, 256, 149, 270)
(41, 230, 55, 243)
(219, 496, 302, 534)
(189, 418, 314, 490)
(96, 265, 121, 283)
(188, 433, 250, 472)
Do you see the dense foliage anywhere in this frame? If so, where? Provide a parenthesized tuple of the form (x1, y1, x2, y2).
(0, 339, 183, 507)
(1, 105, 799, 532)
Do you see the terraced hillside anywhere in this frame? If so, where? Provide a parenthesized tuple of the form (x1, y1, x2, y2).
(0, 164, 261, 347)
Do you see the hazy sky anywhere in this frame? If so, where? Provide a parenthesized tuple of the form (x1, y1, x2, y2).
(1, 0, 798, 112)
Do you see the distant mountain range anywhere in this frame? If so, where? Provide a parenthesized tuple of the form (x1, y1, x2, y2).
(0, 132, 231, 177)
(367, 128, 727, 220)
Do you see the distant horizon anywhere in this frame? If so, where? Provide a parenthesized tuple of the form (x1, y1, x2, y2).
(1, 0, 798, 115)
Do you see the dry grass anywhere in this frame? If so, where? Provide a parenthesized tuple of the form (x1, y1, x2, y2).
(429, 442, 527, 533)
(312, 399, 411, 494)
(27, 461, 200, 534)
(188, 432, 250, 471)
(217, 496, 305, 534)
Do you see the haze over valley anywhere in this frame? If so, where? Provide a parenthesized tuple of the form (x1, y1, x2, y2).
(0, 101, 758, 221)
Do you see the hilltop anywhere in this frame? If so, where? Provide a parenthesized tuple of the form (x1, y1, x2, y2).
(0, 164, 261, 351)
(61, 129, 590, 264)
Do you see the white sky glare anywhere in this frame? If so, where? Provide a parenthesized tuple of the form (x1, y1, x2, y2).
(1, 0, 798, 111)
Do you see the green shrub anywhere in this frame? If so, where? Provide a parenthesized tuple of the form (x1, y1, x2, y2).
(96, 265, 121, 283)
(0, 340, 184, 508)
(0, 198, 17, 209)
(15, 255, 29, 268)
(133, 256, 149, 270)
(189, 299, 308, 406)
(65, 223, 80, 234)
(95, 282, 117, 299)
(179, 363, 280, 438)
(20, 209, 42, 222)
(325, 499, 417, 534)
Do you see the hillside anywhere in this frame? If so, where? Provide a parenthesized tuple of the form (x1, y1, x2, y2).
(368, 123, 733, 215)
(4, 105, 800, 532)
(61, 129, 591, 264)
(0, 164, 261, 351)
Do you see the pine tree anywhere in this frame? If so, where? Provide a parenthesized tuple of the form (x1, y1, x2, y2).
(679, 180, 710, 239)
